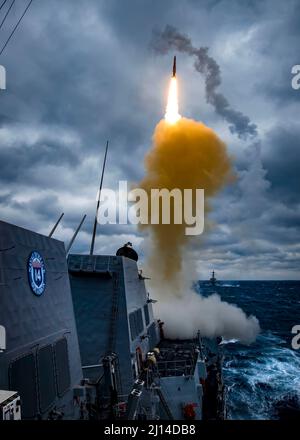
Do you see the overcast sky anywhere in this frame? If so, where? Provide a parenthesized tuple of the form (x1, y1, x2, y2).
(0, 0, 299, 279)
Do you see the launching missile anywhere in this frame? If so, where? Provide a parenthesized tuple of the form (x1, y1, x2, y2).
(172, 56, 176, 77)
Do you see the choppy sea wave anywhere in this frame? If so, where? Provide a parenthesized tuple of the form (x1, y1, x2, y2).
(197, 280, 300, 419)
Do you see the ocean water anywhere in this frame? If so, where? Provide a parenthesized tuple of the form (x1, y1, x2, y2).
(197, 281, 300, 420)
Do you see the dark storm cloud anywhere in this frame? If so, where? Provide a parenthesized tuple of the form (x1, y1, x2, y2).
(200, 123, 300, 278)
(262, 125, 300, 205)
(9, 193, 61, 221)
(0, 192, 12, 205)
(0, 0, 299, 277)
(253, 0, 300, 106)
(0, 113, 12, 126)
(0, 130, 79, 183)
(0, 0, 155, 176)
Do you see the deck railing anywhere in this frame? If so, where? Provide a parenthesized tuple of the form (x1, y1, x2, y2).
(156, 358, 196, 377)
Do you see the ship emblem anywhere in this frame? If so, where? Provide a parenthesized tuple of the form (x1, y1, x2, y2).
(28, 251, 46, 296)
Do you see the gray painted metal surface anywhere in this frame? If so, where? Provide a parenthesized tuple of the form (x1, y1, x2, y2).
(68, 254, 159, 397)
(0, 220, 82, 419)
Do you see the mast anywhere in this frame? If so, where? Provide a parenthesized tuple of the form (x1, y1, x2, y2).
(48, 212, 64, 238)
(66, 214, 87, 255)
(89, 140, 109, 256)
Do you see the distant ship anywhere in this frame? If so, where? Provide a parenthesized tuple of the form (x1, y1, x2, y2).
(210, 270, 217, 286)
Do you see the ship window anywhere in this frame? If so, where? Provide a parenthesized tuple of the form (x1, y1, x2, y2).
(54, 338, 70, 396)
(37, 345, 56, 413)
(9, 353, 38, 419)
(144, 304, 150, 326)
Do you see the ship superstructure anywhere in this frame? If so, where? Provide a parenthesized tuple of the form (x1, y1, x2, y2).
(67, 244, 226, 420)
(68, 252, 159, 398)
(0, 220, 83, 419)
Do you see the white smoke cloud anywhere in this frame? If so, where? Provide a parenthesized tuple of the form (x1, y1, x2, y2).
(155, 290, 260, 344)
(145, 248, 260, 344)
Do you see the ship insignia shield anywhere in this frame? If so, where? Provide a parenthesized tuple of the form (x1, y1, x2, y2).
(28, 251, 46, 296)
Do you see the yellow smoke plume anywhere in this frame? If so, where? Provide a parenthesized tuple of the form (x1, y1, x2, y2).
(139, 117, 233, 290)
(137, 76, 260, 343)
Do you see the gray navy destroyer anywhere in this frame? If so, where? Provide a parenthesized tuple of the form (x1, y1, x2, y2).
(0, 214, 226, 420)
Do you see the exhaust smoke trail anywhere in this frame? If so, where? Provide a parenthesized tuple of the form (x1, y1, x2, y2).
(138, 65, 260, 344)
(151, 25, 257, 140)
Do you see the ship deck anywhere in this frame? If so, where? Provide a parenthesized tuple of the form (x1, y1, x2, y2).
(156, 339, 199, 377)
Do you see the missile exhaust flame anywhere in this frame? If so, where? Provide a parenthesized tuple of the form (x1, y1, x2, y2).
(165, 57, 181, 124)
(165, 77, 181, 124)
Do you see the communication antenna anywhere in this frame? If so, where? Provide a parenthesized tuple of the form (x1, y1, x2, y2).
(66, 214, 87, 255)
(90, 140, 109, 256)
(49, 212, 64, 238)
